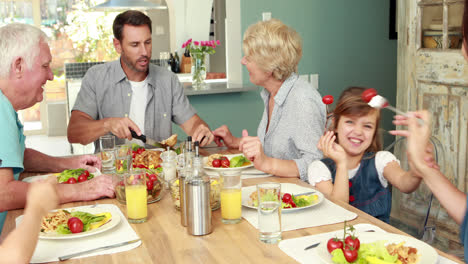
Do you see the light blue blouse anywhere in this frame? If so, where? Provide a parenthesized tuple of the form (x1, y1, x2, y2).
(257, 73, 326, 180)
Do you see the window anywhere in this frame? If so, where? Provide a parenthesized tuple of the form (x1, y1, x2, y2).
(419, 0, 463, 50)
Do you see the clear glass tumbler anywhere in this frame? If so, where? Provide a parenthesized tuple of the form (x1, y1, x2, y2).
(99, 135, 115, 174)
(257, 182, 282, 244)
(114, 144, 132, 204)
(125, 171, 148, 223)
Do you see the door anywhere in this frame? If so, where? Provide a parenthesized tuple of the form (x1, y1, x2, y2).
(395, 0, 466, 256)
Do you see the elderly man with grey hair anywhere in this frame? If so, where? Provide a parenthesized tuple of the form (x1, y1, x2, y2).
(0, 23, 115, 232)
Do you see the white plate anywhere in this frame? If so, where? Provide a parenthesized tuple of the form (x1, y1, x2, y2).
(241, 183, 324, 213)
(203, 154, 254, 171)
(22, 168, 101, 183)
(23, 206, 121, 240)
(316, 232, 437, 264)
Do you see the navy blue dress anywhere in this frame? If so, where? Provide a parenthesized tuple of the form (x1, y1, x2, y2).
(321, 152, 392, 223)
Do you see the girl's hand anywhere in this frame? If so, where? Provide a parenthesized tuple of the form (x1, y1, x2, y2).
(318, 131, 347, 166)
(239, 130, 268, 171)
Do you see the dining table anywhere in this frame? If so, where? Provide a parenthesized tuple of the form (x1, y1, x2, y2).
(0, 146, 464, 264)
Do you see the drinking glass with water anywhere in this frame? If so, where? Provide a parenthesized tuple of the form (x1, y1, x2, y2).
(257, 182, 282, 244)
(99, 135, 116, 174)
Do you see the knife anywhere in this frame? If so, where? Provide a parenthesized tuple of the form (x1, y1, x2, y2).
(130, 130, 166, 148)
(58, 239, 141, 261)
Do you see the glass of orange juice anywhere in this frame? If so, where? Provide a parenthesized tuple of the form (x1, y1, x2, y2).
(125, 171, 148, 223)
(220, 170, 242, 224)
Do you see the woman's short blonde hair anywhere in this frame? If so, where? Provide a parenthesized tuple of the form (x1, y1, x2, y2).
(243, 19, 302, 81)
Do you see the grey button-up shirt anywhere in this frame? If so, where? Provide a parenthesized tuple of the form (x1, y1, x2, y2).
(257, 73, 325, 180)
(72, 59, 196, 151)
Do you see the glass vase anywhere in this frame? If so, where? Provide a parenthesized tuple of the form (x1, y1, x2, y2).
(191, 53, 207, 89)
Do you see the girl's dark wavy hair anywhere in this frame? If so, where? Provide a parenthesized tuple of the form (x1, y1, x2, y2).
(330, 87, 382, 153)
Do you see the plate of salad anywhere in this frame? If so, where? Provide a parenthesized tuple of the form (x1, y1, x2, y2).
(22, 168, 100, 184)
(203, 154, 253, 171)
(241, 183, 324, 212)
(17, 206, 121, 240)
(316, 231, 437, 264)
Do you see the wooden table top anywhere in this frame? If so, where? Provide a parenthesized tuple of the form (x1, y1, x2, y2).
(1, 147, 463, 263)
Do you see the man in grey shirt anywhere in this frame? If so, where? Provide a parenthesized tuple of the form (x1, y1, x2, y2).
(68, 10, 214, 150)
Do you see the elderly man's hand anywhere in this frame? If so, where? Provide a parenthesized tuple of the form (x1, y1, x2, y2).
(78, 174, 115, 201)
(192, 124, 214, 147)
(65, 155, 102, 172)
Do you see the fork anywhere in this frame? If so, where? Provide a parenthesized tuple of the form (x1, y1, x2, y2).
(303, 230, 375, 250)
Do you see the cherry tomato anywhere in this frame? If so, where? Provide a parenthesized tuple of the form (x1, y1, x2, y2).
(343, 245, 358, 263)
(138, 164, 146, 169)
(77, 174, 87, 183)
(84, 170, 90, 177)
(212, 159, 221, 167)
(361, 88, 378, 103)
(146, 180, 154, 191)
(221, 159, 230, 168)
(220, 156, 228, 161)
(137, 148, 144, 154)
(322, 95, 334, 105)
(148, 174, 158, 182)
(67, 217, 80, 226)
(345, 235, 360, 251)
(68, 217, 84, 233)
(289, 200, 297, 208)
(282, 193, 292, 203)
(67, 177, 77, 184)
(327, 238, 344, 253)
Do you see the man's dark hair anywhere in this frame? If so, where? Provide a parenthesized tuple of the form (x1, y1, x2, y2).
(113, 10, 152, 41)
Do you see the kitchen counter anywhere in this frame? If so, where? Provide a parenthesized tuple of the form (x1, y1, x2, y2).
(67, 79, 257, 98)
(182, 81, 257, 96)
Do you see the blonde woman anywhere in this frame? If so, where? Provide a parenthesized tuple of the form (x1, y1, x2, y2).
(213, 19, 326, 179)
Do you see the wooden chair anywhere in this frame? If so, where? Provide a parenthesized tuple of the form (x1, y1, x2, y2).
(384, 135, 445, 244)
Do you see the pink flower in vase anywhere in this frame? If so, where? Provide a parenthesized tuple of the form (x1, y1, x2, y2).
(216, 40, 220, 45)
(194, 41, 200, 46)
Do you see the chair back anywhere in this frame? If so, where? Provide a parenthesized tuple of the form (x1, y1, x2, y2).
(384, 135, 445, 244)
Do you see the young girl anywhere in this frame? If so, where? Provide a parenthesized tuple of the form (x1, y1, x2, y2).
(307, 87, 422, 223)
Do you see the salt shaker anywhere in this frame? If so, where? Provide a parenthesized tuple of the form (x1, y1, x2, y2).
(161, 147, 177, 187)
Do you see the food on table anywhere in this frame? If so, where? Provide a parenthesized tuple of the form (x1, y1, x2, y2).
(132, 146, 163, 169)
(115, 168, 164, 204)
(205, 154, 251, 168)
(41, 209, 111, 234)
(328, 222, 419, 264)
(386, 242, 419, 264)
(248, 190, 319, 209)
(170, 177, 221, 211)
(56, 169, 94, 184)
(160, 134, 178, 147)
